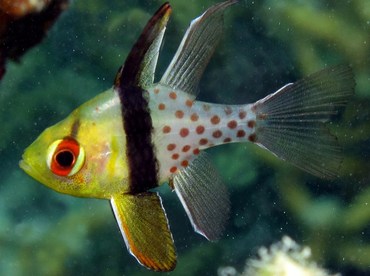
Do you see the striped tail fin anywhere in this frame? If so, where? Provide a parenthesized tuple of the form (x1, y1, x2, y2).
(252, 65, 355, 179)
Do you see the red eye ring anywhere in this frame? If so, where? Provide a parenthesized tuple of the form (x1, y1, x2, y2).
(48, 137, 82, 177)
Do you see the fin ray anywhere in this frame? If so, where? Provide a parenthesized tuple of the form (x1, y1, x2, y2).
(160, 0, 237, 97)
(110, 192, 176, 271)
(253, 65, 355, 178)
(173, 153, 230, 240)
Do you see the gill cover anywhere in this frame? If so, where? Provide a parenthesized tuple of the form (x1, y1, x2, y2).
(47, 137, 85, 176)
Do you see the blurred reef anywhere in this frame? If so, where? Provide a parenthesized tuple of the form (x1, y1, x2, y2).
(0, 0, 369, 275)
(0, 0, 69, 80)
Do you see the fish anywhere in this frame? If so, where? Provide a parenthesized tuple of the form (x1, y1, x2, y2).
(19, 0, 355, 272)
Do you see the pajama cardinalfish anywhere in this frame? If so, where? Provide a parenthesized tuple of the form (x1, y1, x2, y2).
(19, 0, 355, 272)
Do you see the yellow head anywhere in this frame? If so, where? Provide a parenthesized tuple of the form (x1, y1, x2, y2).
(20, 90, 129, 199)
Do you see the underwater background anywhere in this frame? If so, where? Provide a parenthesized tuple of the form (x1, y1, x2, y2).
(0, 0, 369, 275)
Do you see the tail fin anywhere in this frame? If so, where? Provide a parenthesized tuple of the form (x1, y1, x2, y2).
(252, 65, 355, 179)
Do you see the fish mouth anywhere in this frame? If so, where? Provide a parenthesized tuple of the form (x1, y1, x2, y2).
(19, 157, 43, 183)
(19, 159, 31, 174)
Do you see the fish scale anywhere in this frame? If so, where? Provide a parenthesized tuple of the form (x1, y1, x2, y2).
(149, 85, 257, 180)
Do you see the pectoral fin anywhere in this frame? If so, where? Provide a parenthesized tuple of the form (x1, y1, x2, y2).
(110, 192, 176, 271)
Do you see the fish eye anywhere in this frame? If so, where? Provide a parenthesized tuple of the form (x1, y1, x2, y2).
(47, 137, 85, 177)
(55, 150, 75, 167)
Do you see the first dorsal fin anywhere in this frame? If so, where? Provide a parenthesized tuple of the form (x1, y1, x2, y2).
(160, 0, 237, 98)
(114, 2, 172, 89)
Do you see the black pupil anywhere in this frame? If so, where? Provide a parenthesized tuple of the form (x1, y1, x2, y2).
(55, 150, 75, 167)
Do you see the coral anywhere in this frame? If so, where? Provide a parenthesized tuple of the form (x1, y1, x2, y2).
(218, 236, 335, 276)
(0, 0, 69, 80)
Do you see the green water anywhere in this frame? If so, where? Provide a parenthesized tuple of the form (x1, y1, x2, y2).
(1, 0, 369, 275)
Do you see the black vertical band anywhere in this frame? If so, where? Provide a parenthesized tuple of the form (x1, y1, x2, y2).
(118, 85, 159, 194)
(114, 3, 171, 194)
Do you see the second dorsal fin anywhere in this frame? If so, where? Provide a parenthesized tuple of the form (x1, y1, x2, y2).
(160, 0, 238, 98)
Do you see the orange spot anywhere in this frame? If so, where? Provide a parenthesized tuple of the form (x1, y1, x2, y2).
(227, 120, 237, 129)
(175, 110, 184, 119)
(167, 144, 176, 151)
(196, 125, 205, 135)
(199, 138, 208, 145)
(181, 160, 189, 167)
(154, 88, 160, 94)
(248, 133, 257, 142)
(158, 103, 166, 110)
(239, 111, 246, 119)
(223, 137, 232, 143)
(182, 145, 191, 152)
(247, 120, 256, 128)
(190, 113, 199, 122)
(186, 99, 193, 107)
(210, 115, 220, 125)
(170, 166, 177, 173)
(180, 128, 189, 137)
(169, 92, 177, 100)
(172, 153, 179, 160)
(163, 126, 171, 134)
(212, 130, 222, 138)
(193, 148, 200, 155)
(237, 130, 246, 138)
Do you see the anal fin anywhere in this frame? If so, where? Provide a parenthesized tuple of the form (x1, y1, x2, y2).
(110, 192, 176, 271)
(173, 153, 230, 241)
